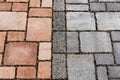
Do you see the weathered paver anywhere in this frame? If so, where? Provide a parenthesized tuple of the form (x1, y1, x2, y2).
(67, 54, 95, 80)
(90, 3, 106, 11)
(66, 0, 88, 3)
(111, 31, 120, 41)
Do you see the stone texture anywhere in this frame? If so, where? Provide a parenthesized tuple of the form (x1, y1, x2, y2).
(95, 54, 114, 65)
(30, 0, 40, 7)
(42, 0, 52, 7)
(97, 66, 108, 80)
(66, 0, 88, 3)
(99, 0, 120, 1)
(0, 12, 27, 30)
(53, 12, 65, 30)
(12, 3, 28, 11)
(38, 62, 51, 79)
(39, 42, 51, 60)
(107, 3, 120, 11)
(66, 4, 88, 11)
(113, 43, 120, 64)
(29, 8, 52, 17)
(26, 18, 51, 41)
(0, 67, 15, 79)
(53, 0, 65, 11)
(52, 54, 66, 79)
(53, 32, 66, 53)
(7, 32, 24, 41)
(67, 54, 95, 80)
(4, 42, 37, 65)
(67, 32, 79, 53)
(17, 67, 36, 79)
(67, 12, 95, 30)
(96, 12, 120, 30)
(7, 0, 28, 2)
(0, 3, 11, 11)
(0, 32, 6, 53)
(80, 32, 112, 52)
(108, 66, 120, 78)
(111, 31, 120, 41)
(90, 3, 106, 11)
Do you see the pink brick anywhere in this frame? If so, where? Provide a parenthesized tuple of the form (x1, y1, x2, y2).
(0, 32, 6, 53)
(0, 54, 2, 65)
(42, 0, 52, 7)
(7, 0, 28, 2)
(30, 0, 40, 7)
(0, 3, 11, 11)
(12, 3, 28, 11)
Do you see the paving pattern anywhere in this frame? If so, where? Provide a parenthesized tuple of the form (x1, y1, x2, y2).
(53, 0, 120, 80)
(0, 0, 52, 79)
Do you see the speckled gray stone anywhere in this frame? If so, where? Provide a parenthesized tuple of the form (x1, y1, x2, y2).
(53, 12, 65, 30)
(52, 54, 67, 79)
(108, 66, 120, 78)
(90, 3, 106, 11)
(53, 32, 66, 53)
(67, 32, 79, 53)
(80, 32, 112, 52)
(53, 0, 65, 11)
(67, 12, 95, 30)
(111, 31, 120, 41)
(113, 43, 120, 64)
(95, 54, 114, 65)
(107, 3, 120, 11)
(67, 54, 95, 80)
(66, 0, 88, 3)
(97, 66, 108, 80)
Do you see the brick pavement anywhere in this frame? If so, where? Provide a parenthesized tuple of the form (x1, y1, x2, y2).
(0, 0, 52, 79)
(53, 0, 120, 80)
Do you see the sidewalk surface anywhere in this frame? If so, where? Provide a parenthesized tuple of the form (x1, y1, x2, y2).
(0, 0, 120, 80)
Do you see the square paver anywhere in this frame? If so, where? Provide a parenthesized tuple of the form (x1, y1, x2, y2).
(111, 31, 120, 41)
(66, 0, 88, 3)
(0, 12, 27, 30)
(80, 32, 112, 52)
(96, 12, 120, 30)
(67, 12, 95, 30)
(53, 0, 65, 11)
(4, 42, 37, 65)
(67, 54, 95, 80)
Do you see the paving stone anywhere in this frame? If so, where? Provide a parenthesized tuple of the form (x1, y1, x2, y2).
(95, 54, 114, 65)
(107, 3, 120, 11)
(17, 67, 36, 79)
(0, 32, 6, 53)
(80, 32, 112, 52)
(66, 0, 88, 3)
(96, 12, 120, 30)
(52, 54, 67, 79)
(108, 66, 120, 78)
(97, 66, 108, 80)
(67, 32, 79, 53)
(4, 42, 37, 65)
(53, 12, 65, 30)
(113, 43, 120, 64)
(67, 54, 95, 80)
(26, 18, 51, 41)
(41, 0, 52, 7)
(66, 4, 88, 11)
(38, 42, 51, 60)
(0, 67, 15, 79)
(0, 12, 27, 30)
(0, 3, 11, 11)
(89, 0, 97, 2)
(111, 31, 120, 41)
(90, 3, 106, 11)
(110, 79, 120, 80)
(38, 62, 51, 79)
(7, 0, 28, 2)
(67, 12, 95, 30)
(53, 0, 65, 11)
(30, 0, 40, 7)
(12, 3, 28, 11)
(53, 32, 66, 53)
(0, 54, 2, 65)
(99, 0, 120, 1)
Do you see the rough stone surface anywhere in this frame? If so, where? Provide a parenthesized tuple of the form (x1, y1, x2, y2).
(53, 0, 65, 11)
(66, 0, 88, 3)
(111, 31, 120, 41)
(90, 3, 106, 11)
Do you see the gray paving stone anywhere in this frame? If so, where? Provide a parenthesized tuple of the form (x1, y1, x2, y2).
(89, 0, 97, 2)
(66, 0, 88, 3)
(53, 32, 66, 53)
(107, 3, 120, 11)
(95, 54, 114, 65)
(66, 4, 88, 11)
(96, 12, 120, 30)
(111, 31, 120, 41)
(67, 12, 95, 30)
(67, 54, 95, 80)
(97, 66, 108, 80)
(67, 32, 79, 53)
(110, 79, 120, 80)
(80, 32, 112, 52)
(52, 54, 67, 79)
(53, 0, 65, 11)
(113, 43, 120, 64)
(53, 12, 65, 30)
(108, 66, 120, 78)
(99, 0, 120, 1)
(90, 3, 106, 11)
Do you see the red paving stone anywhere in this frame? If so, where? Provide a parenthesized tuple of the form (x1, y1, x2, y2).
(0, 0, 52, 79)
